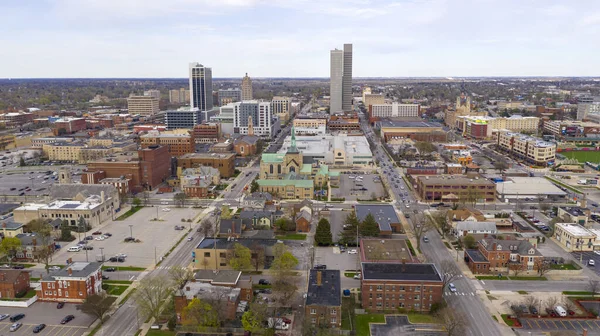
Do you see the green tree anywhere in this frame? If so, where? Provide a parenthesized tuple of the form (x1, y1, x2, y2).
(242, 302, 268, 333)
(182, 298, 219, 330)
(359, 213, 380, 237)
(60, 225, 74, 241)
(339, 212, 360, 246)
(19, 157, 26, 167)
(229, 243, 252, 271)
(271, 243, 298, 276)
(250, 179, 259, 193)
(315, 218, 333, 246)
(463, 234, 477, 249)
(27, 219, 54, 272)
(0, 237, 21, 265)
(274, 217, 294, 231)
(132, 197, 141, 207)
(134, 275, 173, 322)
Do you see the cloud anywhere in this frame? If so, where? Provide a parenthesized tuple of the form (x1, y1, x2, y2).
(542, 4, 574, 16)
(582, 12, 600, 25)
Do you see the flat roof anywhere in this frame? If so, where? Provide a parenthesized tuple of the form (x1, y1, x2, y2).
(179, 152, 235, 159)
(355, 204, 399, 232)
(418, 175, 494, 186)
(465, 249, 488, 263)
(559, 206, 588, 217)
(556, 223, 595, 237)
(497, 177, 567, 196)
(360, 239, 412, 262)
(378, 120, 443, 128)
(361, 262, 442, 282)
(306, 270, 341, 307)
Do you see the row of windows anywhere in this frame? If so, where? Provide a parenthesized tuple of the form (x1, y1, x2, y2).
(369, 285, 434, 292)
(369, 301, 431, 310)
(369, 293, 434, 300)
(309, 308, 337, 315)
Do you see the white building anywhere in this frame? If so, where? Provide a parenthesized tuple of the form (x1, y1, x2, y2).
(231, 101, 273, 137)
(127, 96, 159, 116)
(278, 134, 373, 166)
(454, 221, 497, 238)
(371, 103, 420, 118)
(330, 48, 344, 113)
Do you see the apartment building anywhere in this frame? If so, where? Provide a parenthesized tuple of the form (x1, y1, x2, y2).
(416, 175, 496, 203)
(140, 130, 195, 157)
(456, 116, 539, 139)
(293, 118, 327, 135)
(31, 137, 73, 148)
(127, 96, 159, 116)
(177, 152, 236, 178)
(231, 101, 273, 137)
(272, 96, 292, 124)
(496, 130, 556, 166)
(37, 262, 103, 303)
(169, 88, 190, 104)
(305, 270, 342, 328)
(193, 238, 279, 270)
(217, 88, 242, 106)
(193, 123, 221, 143)
(370, 103, 420, 121)
(360, 262, 443, 312)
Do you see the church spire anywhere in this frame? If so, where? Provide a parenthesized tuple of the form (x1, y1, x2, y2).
(287, 125, 299, 154)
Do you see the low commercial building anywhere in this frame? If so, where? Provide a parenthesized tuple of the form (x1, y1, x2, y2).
(558, 206, 590, 227)
(454, 221, 497, 238)
(496, 177, 567, 200)
(416, 175, 496, 203)
(354, 204, 401, 235)
(0, 112, 34, 127)
(31, 137, 73, 148)
(278, 134, 373, 167)
(328, 115, 361, 133)
(293, 118, 327, 136)
(37, 262, 103, 303)
(179, 166, 221, 198)
(360, 262, 443, 312)
(53, 117, 86, 136)
(14, 196, 114, 228)
(140, 130, 195, 157)
(193, 123, 221, 143)
(359, 239, 414, 263)
(543, 120, 600, 139)
(0, 270, 30, 299)
(554, 223, 600, 252)
(375, 120, 447, 143)
(177, 153, 236, 178)
(193, 238, 280, 270)
(127, 95, 159, 116)
(305, 270, 342, 328)
(496, 130, 556, 166)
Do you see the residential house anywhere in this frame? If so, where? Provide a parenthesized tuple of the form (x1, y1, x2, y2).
(446, 208, 486, 223)
(464, 238, 543, 274)
(239, 210, 276, 229)
(193, 270, 253, 302)
(296, 207, 312, 233)
(241, 192, 274, 210)
(454, 221, 497, 238)
(0, 220, 24, 238)
(218, 218, 251, 238)
(305, 270, 342, 328)
(174, 281, 242, 322)
(14, 232, 55, 262)
(193, 238, 281, 270)
(0, 270, 30, 299)
(36, 262, 103, 303)
(360, 262, 443, 313)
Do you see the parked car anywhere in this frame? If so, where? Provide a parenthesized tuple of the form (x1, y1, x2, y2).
(314, 264, 327, 270)
(57, 302, 65, 309)
(33, 323, 46, 333)
(82, 246, 94, 250)
(348, 249, 357, 254)
(61, 315, 74, 324)
(590, 260, 596, 267)
(92, 231, 102, 235)
(67, 246, 82, 252)
(0, 314, 9, 321)
(124, 237, 135, 242)
(104, 233, 112, 237)
(9, 313, 25, 322)
(102, 275, 109, 280)
(12, 264, 24, 269)
(95, 236, 105, 241)
(104, 267, 116, 272)
(85, 236, 93, 240)
(109, 257, 118, 262)
(9, 322, 22, 331)
(529, 306, 538, 315)
(258, 279, 270, 285)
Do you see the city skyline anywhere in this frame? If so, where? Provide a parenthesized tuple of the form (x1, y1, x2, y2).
(2, 0, 600, 78)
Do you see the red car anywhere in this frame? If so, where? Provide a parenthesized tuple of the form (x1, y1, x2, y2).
(281, 317, 292, 324)
(92, 231, 102, 235)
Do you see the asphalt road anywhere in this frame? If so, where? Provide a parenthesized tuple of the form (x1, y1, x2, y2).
(480, 279, 590, 292)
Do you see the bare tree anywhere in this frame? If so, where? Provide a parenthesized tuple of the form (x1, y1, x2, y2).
(431, 210, 450, 238)
(411, 213, 434, 251)
(562, 297, 576, 313)
(27, 219, 54, 273)
(80, 293, 115, 324)
(523, 296, 539, 315)
(142, 191, 150, 206)
(588, 280, 600, 298)
(510, 264, 523, 278)
(545, 296, 559, 311)
(435, 307, 468, 336)
(539, 202, 551, 214)
(134, 275, 173, 322)
(168, 266, 194, 295)
(199, 216, 215, 237)
(439, 260, 460, 289)
(536, 260, 551, 277)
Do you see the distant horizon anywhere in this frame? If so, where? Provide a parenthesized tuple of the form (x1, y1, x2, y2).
(2, 76, 600, 81)
(2, 1, 600, 77)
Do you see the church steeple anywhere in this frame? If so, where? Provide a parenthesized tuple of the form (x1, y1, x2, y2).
(247, 115, 254, 136)
(287, 125, 299, 154)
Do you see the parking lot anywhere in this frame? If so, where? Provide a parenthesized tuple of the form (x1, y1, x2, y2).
(572, 251, 600, 275)
(0, 170, 59, 196)
(520, 317, 600, 333)
(0, 301, 94, 336)
(54, 206, 201, 268)
(314, 246, 359, 272)
(331, 173, 385, 201)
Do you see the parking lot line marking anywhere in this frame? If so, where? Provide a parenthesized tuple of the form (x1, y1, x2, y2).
(586, 320, 596, 329)
(0, 323, 9, 332)
(45, 325, 59, 336)
(559, 320, 569, 329)
(567, 320, 577, 329)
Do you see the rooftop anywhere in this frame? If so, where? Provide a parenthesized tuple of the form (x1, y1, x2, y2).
(465, 249, 488, 263)
(479, 238, 542, 256)
(418, 175, 495, 186)
(257, 179, 313, 188)
(50, 184, 117, 200)
(555, 223, 595, 237)
(377, 120, 443, 128)
(455, 221, 497, 232)
(194, 270, 241, 285)
(179, 152, 235, 160)
(196, 237, 280, 250)
(306, 270, 341, 307)
(497, 177, 567, 196)
(180, 281, 241, 301)
(0, 270, 28, 284)
(354, 204, 399, 232)
(361, 262, 442, 282)
(360, 239, 412, 262)
(559, 206, 589, 217)
(498, 130, 555, 148)
(42, 262, 101, 281)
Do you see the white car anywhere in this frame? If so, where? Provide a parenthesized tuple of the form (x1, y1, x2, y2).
(0, 314, 9, 321)
(594, 251, 600, 256)
(187, 237, 193, 241)
(448, 283, 457, 292)
(67, 246, 82, 252)
(348, 249, 357, 254)
(117, 253, 127, 258)
(162, 208, 171, 212)
(95, 236, 105, 241)
(590, 260, 596, 266)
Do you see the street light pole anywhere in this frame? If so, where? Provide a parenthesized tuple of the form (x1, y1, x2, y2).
(100, 247, 104, 262)
(129, 225, 133, 239)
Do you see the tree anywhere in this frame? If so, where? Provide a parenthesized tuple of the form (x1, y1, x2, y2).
(435, 307, 468, 336)
(60, 225, 75, 241)
(242, 302, 268, 333)
(271, 243, 298, 277)
(181, 298, 219, 330)
(536, 260, 551, 277)
(493, 160, 508, 173)
(0, 237, 21, 265)
(132, 197, 142, 207)
(338, 212, 359, 246)
(588, 280, 600, 298)
(250, 178, 259, 193)
(359, 213, 380, 238)
(256, 139, 264, 154)
(27, 219, 53, 272)
(250, 242, 265, 271)
(18, 156, 26, 167)
(274, 217, 294, 231)
(315, 218, 333, 246)
(414, 141, 437, 154)
(174, 193, 187, 208)
(431, 210, 450, 238)
(80, 293, 114, 324)
(134, 275, 173, 322)
(168, 266, 194, 295)
(539, 202, 551, 214)
(228, 243, 252, 271)
(511, 264, 523, 277)
(523, 296, 539, 314)
(462, 234, 477, 249)
(412, 213, 434, 251)
(199, 217, 215, 237)
(439, 260, 460, 289)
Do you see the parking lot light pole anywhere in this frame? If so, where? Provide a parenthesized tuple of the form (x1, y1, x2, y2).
(129, 225, 133, 239)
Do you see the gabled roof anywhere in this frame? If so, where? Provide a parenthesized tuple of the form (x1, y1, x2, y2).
(42, 262, 101, 281)
(296, 209, 312, 222)
(479, 238, 542, 256)
(239, 210, 273, 220)
(0, 270, 28, 284)
(447, 208, 486, 222)
(246, 192, 273, 202)
(261, 153, 285, 163)
(219, 218, 250, 235)
(50, 184, 116, 200)
(455, 221, 497, 232)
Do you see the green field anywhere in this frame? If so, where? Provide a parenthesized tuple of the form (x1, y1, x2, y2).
(561, 150, 600, 163)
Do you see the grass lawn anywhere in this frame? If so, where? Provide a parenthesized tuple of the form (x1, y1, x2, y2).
(342, 296, 356, 331)
(509, 276, 547, 281)
(562, 150, 600, 163)
(501, 314, 516, 327)
(275, 233, 307, 240)
(12, 263, 36, 268)
(252, 284, 272, 290)
(550, 263, 579, 270)
(104, 280, 134, 285)
(116, 206, 143, 221)
(563, 291, 596, 296)
(517, 290, 528, 294)
(145, 331, 176, 336)
(30, 277, 40, 282)
(406, 313, 436, 324)
(492, 315, 499, 322)
(104, 284, 130, 296)
(344, 272, 358, 278)
(476, 276, 509, 280)
(355, 314, 385, 336)
(102, 266, 146, 271)
(545, 176, 583, 194)
(487, 295, 498, 300)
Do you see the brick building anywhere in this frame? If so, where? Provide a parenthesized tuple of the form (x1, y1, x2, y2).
(85, 145, 171, 192)
(37, 262, 103, 303)
(464, 238, 543, 275)
(53, 118, 87, 135)
(305, 270, 342, 328)
(140, 130, 195, 157)
(193, 123, 221, 143)
(415, 175, 496, 203)
(0, 112, 34, 127)
(177, 153, 236, 178)
(360, 262, 443, 313)
(0, 270, 30, 299)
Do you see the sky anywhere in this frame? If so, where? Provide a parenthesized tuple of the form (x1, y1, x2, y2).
(1, 0, 600, 78)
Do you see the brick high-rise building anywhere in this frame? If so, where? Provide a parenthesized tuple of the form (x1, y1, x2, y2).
(241, 73, 253, 101)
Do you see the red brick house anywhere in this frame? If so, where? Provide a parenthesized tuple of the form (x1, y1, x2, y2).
(37, 262, 103, 303)
(464, 238, 543, 275)
(295, 209, 311, 233)
(0, 270, 30, 299)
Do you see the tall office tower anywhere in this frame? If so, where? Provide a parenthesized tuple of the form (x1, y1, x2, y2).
(241, 73, 253, 100)
(330, 49, 344, 113)
(144, 89, 161, 99)
(342, 43, 353, 112)
(189, 62, 213, 112)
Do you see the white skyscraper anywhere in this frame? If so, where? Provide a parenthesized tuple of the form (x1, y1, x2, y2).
(189, 63, 213, 115)
(330, 43, 353, 113)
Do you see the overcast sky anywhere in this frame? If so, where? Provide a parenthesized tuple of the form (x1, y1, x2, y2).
(1, 0, 599, 78)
